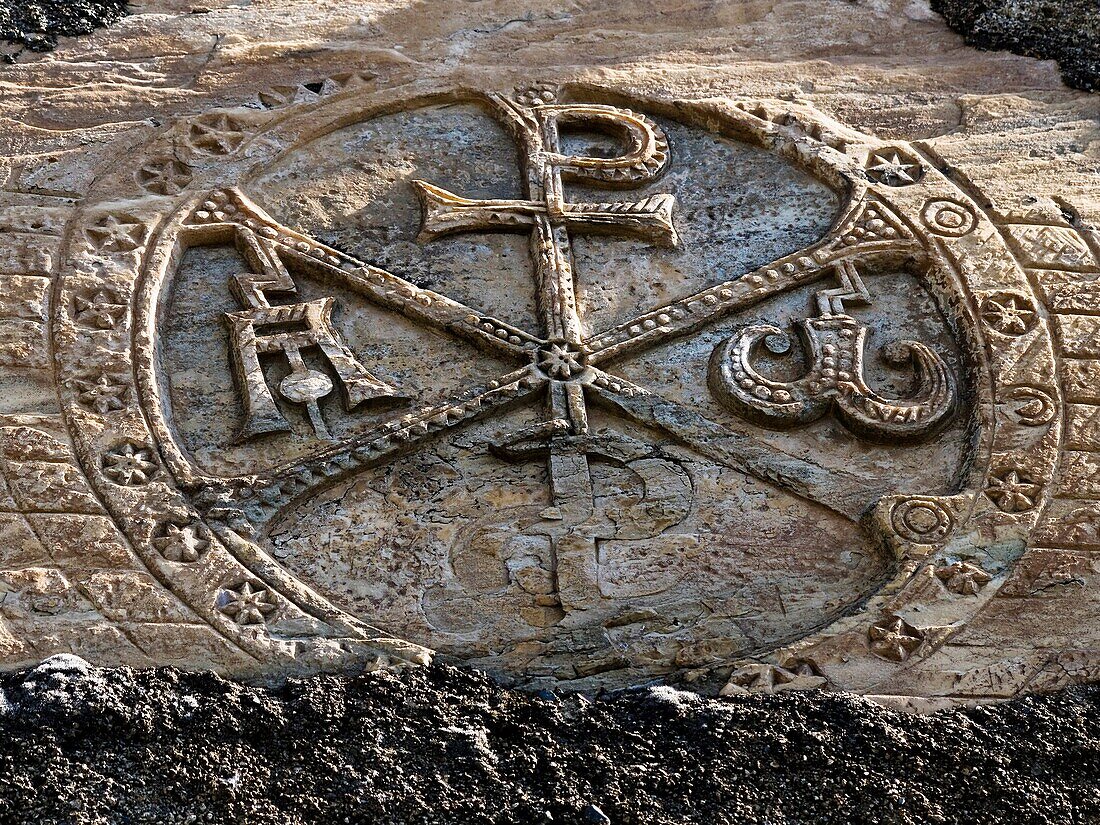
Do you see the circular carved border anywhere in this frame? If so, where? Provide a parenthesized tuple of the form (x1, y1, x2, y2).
(50, 79, 1063, 690)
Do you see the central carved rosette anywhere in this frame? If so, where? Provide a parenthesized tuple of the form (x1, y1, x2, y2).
(536, 342, 587, 380)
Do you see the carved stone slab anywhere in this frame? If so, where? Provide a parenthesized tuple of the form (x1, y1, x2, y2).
(2, 7, 1099, 703)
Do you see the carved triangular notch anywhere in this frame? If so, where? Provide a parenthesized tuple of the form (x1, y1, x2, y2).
(836, 198, 913, 248)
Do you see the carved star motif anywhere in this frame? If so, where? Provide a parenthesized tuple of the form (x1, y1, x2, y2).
(985, 470, 1041, 513)
(74, 290, 126, 329)
(868, 616, 924, 662)
(73, 372, 129, 414)
(980, 294, 1036, 336)
(722, 661, 827, 695)
(936, 561, 992, 596)
(137, 158, 193, 195)
(220, 581, 277, 625)
(865, 150, 922, 186)
(188, 114, 246, 155)
(153, 522, 210, 563)
(102, 442, 158, 486)
(85, 214, 146, 252)
(538, 343, 585, 379)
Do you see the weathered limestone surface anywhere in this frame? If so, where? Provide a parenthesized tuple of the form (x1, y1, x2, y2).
(1, 0, 1098, 707)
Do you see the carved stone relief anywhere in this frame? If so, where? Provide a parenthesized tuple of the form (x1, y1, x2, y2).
(2, 73, 1094, 699)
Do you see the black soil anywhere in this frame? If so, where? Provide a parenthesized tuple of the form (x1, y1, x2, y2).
(0, 658, 1099, 825)
(932, 0, 1100, 91)
(0, 0, 128, 59)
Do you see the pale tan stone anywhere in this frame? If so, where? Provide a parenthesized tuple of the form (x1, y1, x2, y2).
(0, 0, 1097, 700)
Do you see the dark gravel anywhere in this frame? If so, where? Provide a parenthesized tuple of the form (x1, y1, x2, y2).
(932, 0, 1100, 91)
(0, 0, 128, 60)
(0, 655, 1098, 825)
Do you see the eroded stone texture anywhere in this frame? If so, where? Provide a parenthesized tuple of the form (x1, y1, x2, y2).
(0, 0, 1098, 705)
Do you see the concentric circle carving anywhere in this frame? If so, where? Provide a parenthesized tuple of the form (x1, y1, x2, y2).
(921, 198, 977, 237)
(890, 497, 954, 543)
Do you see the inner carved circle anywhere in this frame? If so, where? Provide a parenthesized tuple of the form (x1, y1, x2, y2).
(141, 94, 978, 686)
(921, 198, 977, 238)
(890, 498, 953, 542)
(903, 504, 940, 534)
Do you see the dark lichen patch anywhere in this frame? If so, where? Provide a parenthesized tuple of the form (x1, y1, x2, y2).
(0, 0, 128, 62)
(1, 657, 1099, 825)
(932, 0, 1100, 92)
